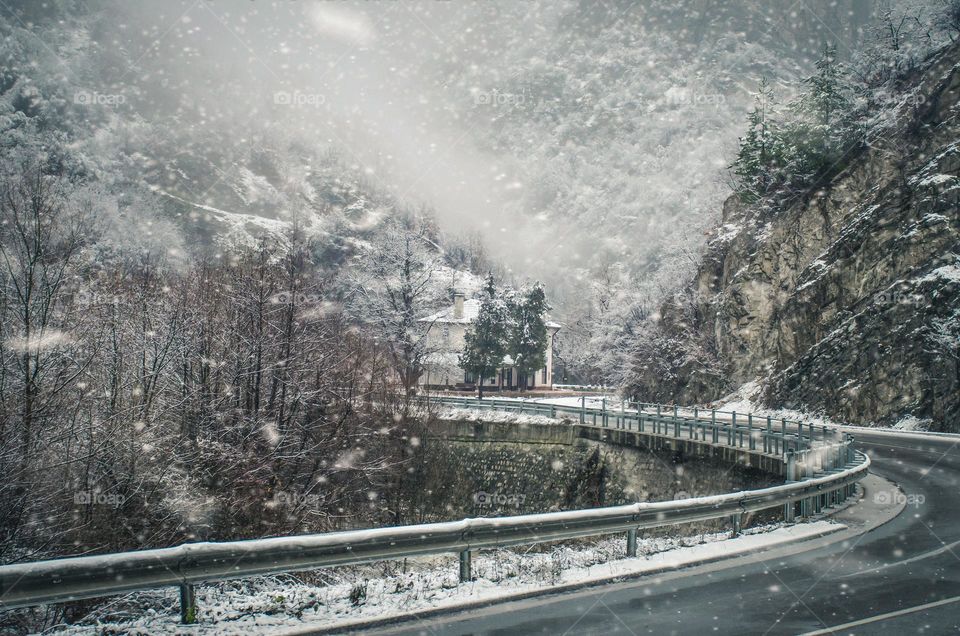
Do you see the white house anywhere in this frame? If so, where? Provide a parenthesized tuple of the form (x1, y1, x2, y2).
(418, 292, 560, 391)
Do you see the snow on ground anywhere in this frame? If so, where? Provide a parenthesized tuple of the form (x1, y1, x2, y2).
(434, 407, 572, 426)
(46, 521, 842, 636)
(892, 414, 935, 432)
(711, 381, 843, 429)
(473, 395, 622, 410)
(711, 381, 958, 437)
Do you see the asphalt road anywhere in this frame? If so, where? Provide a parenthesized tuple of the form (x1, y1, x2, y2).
(365, 431, 960, 636)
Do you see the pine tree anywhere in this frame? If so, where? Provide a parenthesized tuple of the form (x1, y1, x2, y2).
(507, 283, 549, 392)
(459, 275, 507, 398)
(731, 77, 779, 199)
(785, 43, 857, 186)
(798, 44, 850, 128)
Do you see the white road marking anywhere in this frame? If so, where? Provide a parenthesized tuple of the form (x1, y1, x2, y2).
(799, 595, 960, 635)
(838, 538, 960, 578)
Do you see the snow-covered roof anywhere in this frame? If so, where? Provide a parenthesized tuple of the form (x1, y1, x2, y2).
(419, 298, 561, 329)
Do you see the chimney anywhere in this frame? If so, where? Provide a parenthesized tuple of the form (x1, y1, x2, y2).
(453, 292, 465, 319)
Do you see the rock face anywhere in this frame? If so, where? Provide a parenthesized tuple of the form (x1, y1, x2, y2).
(629, 42, 960, 432)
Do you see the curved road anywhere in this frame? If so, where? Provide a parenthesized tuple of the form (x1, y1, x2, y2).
(364, 431, 960, 635)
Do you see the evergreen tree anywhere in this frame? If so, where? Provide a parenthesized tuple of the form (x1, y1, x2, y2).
(731, 77, 780, 199)
(785, 43, 857, 187)
(459, 275, 507, 398)
(507, 283, 549, 391)
(798, 44, 850, 128)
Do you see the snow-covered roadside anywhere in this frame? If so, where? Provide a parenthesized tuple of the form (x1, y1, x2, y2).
(46, 521, 842, 636)
(709, 381, 843, 428)
(712, 381, 957, 437)
(432, 406, 573, 426)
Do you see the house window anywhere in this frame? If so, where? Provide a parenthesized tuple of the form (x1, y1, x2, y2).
(442, 325, 450, 345)
(465, 371, 475, 384)
(542, 368, 547, 383)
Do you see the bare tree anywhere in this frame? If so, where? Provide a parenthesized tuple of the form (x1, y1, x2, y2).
(349, 216, 445, 406)
(0, 165, 94, 542)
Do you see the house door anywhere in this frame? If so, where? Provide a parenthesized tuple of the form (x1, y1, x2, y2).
(505, 368, 513, 388)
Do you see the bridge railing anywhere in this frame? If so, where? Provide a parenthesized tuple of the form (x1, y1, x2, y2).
(0, 397, 869, 624)
(421, 395, 843, 461)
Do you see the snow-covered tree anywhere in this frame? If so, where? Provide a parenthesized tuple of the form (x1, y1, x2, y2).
(0, 164, 94, 540)
(349, 217, 444, 403)
(460, 274, 508, 398)
(507, 282, 549, 391)
(731, 77, 781, 199)
(780, 44, 858, 186)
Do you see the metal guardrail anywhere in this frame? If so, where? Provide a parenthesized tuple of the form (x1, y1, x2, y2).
(0, 397, 869, 624)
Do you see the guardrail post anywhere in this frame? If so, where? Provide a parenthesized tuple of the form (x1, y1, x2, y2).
(459, 549, 472, 582)
(803, 452, 815, 518)
(626, 528, 638, 557)
(601, 397, 607, 427)
(729, 412, 736, 445)
(731, 513, 742, 537)
(580, 396, 585, 424)
(180, 583, 197, 624)
(784, 450, 797, 523)
(748, 414, 755, 450)
(712, 410, 718, 443)
(692, 407, 699, 440)
(656, 404, 662, 435)
(673, 405, 679, 438)
(765, 416, 772, 453)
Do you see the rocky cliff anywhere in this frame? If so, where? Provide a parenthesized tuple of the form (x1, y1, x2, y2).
(629, 42, 960, 432)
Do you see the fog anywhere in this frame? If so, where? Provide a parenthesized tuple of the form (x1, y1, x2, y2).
(40, 0, 887, 294)
(102, 1, 575, 272)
